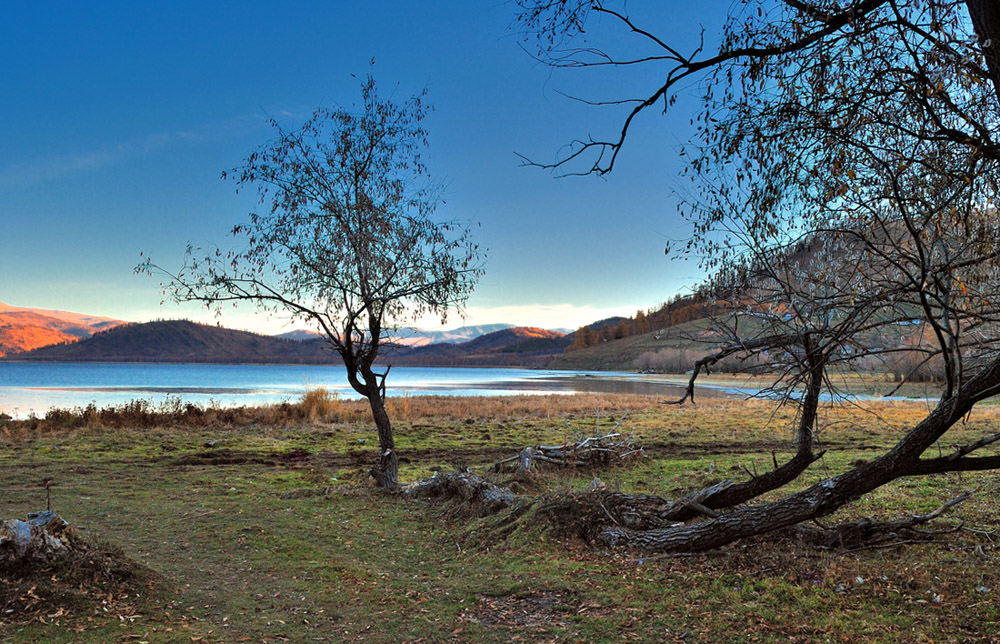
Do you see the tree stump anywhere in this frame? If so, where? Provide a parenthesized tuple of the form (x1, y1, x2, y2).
(0, 511, 74, 568)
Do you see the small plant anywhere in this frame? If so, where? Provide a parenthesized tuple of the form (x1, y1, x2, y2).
(82, 403, 102, 429)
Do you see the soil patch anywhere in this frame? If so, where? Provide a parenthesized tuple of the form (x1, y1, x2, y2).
(160, 446, 313, 467)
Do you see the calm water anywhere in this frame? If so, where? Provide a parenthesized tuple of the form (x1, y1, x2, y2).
(0, 362, 700, 419)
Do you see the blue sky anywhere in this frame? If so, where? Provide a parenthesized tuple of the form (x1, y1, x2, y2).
(1, 1, 720, 333)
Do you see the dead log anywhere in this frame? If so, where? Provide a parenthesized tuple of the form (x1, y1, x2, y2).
(402, 471, 516, 514)
(492, 429, 642, 474)
(0, 511, 75, 568)
(588, 479, 736, 530)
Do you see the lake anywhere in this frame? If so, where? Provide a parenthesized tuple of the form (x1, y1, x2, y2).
(0, 362, 709, 419)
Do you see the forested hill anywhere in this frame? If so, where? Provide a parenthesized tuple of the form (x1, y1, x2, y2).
(386, 327, 570, 366)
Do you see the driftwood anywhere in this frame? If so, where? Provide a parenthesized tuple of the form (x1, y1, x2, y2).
(0, 511, 74, 567)
(493, 427, 642, 475)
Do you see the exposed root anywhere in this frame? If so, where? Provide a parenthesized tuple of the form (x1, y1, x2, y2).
(459, 484, 978, 556)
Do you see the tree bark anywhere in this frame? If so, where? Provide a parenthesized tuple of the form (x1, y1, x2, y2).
(968, 0, 1000, 109)
(366, 389, 399, 488)
(694, 344, 825, 512)
(402, 471, 516, 513)
(348, 360, 400, 489)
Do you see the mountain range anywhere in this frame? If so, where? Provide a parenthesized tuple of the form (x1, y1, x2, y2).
(0, 302, 583, 367)
(274, 323, 526, 346)
(6, 318, 572, 366)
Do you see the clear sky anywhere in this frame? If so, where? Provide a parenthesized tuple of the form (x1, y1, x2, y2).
(1, 1, 719, 334)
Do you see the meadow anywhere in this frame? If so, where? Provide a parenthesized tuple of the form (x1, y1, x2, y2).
(1, 391, 999, 643)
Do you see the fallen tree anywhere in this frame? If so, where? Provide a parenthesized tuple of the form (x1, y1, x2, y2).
(403, 471, 517, 514)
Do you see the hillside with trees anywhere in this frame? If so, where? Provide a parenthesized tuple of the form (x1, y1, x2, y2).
(563, 296, 724, 357)
(7, 320, 339, 364)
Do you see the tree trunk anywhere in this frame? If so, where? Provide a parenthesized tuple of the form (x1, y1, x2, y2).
(348, 361, 400, 489)
(366, 390, 399, 488)
(968, 0, 1000, 109)
(692, 345, 824, 513)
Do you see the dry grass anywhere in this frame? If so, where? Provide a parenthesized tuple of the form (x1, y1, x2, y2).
(0, 391, 663, 438)
(388, 392, 660, 423)
(299, 387, 346, 422)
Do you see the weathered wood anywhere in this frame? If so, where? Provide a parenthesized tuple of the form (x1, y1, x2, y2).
(594, 389, 981, 552)
(0, 511, 73, 566)
(493, 429, 642, 474)
(402, 471, 516, 514)
(592, 479, 736, 530)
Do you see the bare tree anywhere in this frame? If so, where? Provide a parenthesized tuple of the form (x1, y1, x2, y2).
(512, 1, 1000, 551)
(140, 74, 484, 488)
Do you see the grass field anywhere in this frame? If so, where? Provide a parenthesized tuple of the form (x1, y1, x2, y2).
(2, 392, 999, 643)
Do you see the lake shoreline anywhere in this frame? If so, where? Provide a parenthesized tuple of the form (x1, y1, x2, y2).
(0, 363, 698, 419)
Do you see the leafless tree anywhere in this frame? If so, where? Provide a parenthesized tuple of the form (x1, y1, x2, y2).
(513, 0, 1000, 551)
(140, 74, 484, 488)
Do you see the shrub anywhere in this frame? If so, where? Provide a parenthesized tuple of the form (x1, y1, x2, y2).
(300, 387, 340, 422)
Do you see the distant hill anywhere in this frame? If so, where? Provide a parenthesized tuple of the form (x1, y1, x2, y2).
(0, 302, 123, 357)
(387, 327, 570, 367)
(585, 316, 628, 331)
(276, 323, 516, 346)
(394, 324, 516, 346)
(549, 318, 719, 371)
(273, 329, 324, 342)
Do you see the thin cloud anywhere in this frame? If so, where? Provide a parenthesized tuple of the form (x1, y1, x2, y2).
(0, 133, 174, 190)
(0, 114, 268, 191)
